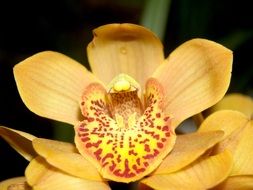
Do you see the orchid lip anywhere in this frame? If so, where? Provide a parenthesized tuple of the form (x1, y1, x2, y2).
(75, 76, 176, 183)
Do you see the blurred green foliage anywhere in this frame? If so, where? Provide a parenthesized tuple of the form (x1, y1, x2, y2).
(140, 0, 171, 40)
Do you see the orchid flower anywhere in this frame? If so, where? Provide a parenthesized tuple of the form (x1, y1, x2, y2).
(0, 23, 232, 190)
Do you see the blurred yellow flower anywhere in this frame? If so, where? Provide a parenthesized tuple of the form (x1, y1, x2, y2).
(0, 23, 232, 189)
(208, 93, 253, 119)
(195, 94, 253, 189)
(198, 109, 253, 190)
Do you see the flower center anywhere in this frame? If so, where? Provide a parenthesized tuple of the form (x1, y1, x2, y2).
(107, 91, 142, 128)
(107, 74, 143, 128)
(74, 74, 176, 183)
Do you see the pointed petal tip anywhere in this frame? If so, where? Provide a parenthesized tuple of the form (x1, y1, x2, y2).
(154, 130, 224, 175)
(198, 110, 249, 140)
(0, 126, 36, 161)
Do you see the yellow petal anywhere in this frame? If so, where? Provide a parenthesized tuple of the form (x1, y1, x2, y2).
(198, 111, 253, 176)
(198, 110, 248, 140)
(14, 51, 99, 125)
(32, 138, 102, 181)
(33, 138, 78, 153)
(209, 93, 253, 118)
(154, 130, 224, 174)
(215, 176, 253, 190)
(153, 39, 233, 128)
(25, 157, 110, 190)
(226, 121, 253, 176)
(87, 23, 164, 89)
(141, 151, 233, 190)
(0, 177, 30, 190)
(0, 126, 36, 161)
(25, 157, 48, 186)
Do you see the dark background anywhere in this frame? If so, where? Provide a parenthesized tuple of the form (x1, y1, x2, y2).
(0, 0, 252, 188)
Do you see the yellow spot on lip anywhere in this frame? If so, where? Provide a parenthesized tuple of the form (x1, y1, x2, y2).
(107, 73, 140, 93)
(113, 80, 131, 92)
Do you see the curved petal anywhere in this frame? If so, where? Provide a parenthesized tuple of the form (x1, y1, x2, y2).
(198, 110, 248, 140)
(33, 138, 78, 153)
(25, 157, 110, 190)
(198, 111, 253, 176)
(0, 126, 36, 161)
(209, 93, 253, 118)
(87, 23, 164, 89)
(153, 130, 224, 174)
(32, 138, 102, 181)
(153, 39, 233, 128)
(0, 177, 30, 190)
(141, 151, 233, 190)
(228, 121, 253, 176)
(215, 176, 253, 190)
(14, 51, 100, 125)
